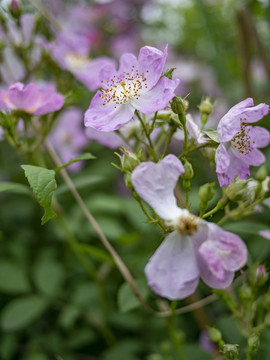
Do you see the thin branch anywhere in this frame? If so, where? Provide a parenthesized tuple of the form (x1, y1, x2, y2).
(44, 139, 154, 314)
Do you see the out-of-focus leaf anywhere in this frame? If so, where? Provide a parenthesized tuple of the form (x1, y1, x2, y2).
(102, 340, 140, 360)
(223, 221, 270, 236)
(0, 261, 31, 294)
(182, 343, 213, 360)
(33, 259, 65, 296)
(54, 152, 95, 172)
(67, 328, 96, 349)
(80, 243, 113, 264)
(21, 165, 57, 224)
(0, 182, 30, 195)
(1, 295, 48, 331)
(58, 304, 81, 329)
(23, 353, 49, 360)
(117, 278, 149, 313)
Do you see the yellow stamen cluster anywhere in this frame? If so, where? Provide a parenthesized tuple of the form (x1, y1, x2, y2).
(99, 66, 149, 108)
(175, 213, 200, 236)
(231, 119, 255, 155)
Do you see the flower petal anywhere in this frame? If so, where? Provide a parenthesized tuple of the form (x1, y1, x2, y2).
(131, 154, 185, 220)
(216, 149, 250, 187)
(241, 103, 269, 123)
(246, 126, 270, 149)
(119, 53, 138, 74)
(259, 230, 270, 240)
(215, 143, 230, 173)
(138, 45, 168, 90)
(131, 76, 179, 114)
(84, 91, 135, 132)
(145, 230, 199, 300)
(232, 146, 265, 167)
(196, 223, 247, 288)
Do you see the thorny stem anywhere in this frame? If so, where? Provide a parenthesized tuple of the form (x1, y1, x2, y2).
(44, 139, 154, 314)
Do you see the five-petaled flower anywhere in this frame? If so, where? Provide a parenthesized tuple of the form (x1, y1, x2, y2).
(131, 155, 247, 300)
(84, 45, 179, 132)
(215, 98, 270, 187)
(0, 82, 64, 115)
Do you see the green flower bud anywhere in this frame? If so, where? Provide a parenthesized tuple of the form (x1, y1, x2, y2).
(198, 97, 214, 116)
(182, 161, 194, 180)
(120, 149, 140, 172)
(199, 182, 216, 204)
(9, 0, 22, 19)
(256, 165, 267, 182)
(171, 96, 188, 115)
(221, 344, 239, 360)
(248, 333, 260, 355)
(225, 180, 249, 202)
(208, 327, 222, 343)
(254, 265, 268, 286)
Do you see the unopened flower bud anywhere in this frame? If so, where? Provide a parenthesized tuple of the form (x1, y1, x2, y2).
(182, 161, 194, 180)
(221, 344, 239, 360)
(120, 149, 140, 172)
(248, 333, 260, 355)
(9, 0, 21, 18)
(208, 327, 222, 343)
(256, 165, 267, 182)
(199, 182, 216, 204)
(199, 97, 214, 116)
(225, 180, 249, 202)
(254, 265, 268, 286)
(182, 179, 191, 192)
(262, 176, 270, 193)
(171, 96, 188, 115)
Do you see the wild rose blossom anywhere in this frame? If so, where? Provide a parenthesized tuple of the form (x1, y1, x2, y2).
(84, 45, 179, 132)
(51, 32, 115, 91)
(0, 82, 64, 115)
(131, 155, 247, 300)
(215, 98, 270, 187)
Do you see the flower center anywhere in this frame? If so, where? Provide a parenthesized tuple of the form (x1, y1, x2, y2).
(65, 53, 90, 70)
(175, 213, 200, 236)
(231, 119, 255, 155)
(99, 66, 148, 108)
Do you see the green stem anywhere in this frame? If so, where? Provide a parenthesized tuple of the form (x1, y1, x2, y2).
(185, 189, 189, 210)
(150, 111, 158, 133)
(162, 126, 176, 158)
(135, 110, 158, 161)
(168, 301, 186, 360)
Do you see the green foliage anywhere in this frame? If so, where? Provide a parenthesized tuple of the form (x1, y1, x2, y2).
(54, 152, 95, 172)
(117, 278, 149, 313)
(21, 165, 57, 224)
(1, 295, 48, 331)
(0, 261, 31, 294)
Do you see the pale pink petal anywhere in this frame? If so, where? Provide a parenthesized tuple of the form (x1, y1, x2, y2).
(241, 103, 269, 123)
(145, 230, 199, 300)
(246, 126, 270, 148)
(119, 53, 138, 73)
(215, 143, 230, 173)
(138, 45, 168, 90)
(232, 146, 265, 167)
(131, 154, 184, 220)
(259, 230, 270, 240)
(131, 77, 179, 114)
(84, 91, 134, 132)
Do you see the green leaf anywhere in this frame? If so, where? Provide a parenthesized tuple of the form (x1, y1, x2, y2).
(117, 279, 149, 313)
(80, 244, 113, 264)
(0, 261, 31, 294)
(33, 259, 65, 296)
(0, 182, 30, 195)
(1, 295, 48, 331)
(203, 130, 220, 143)
(54, 153, 95, 172)
(58, 304, 80, 329)
(21, 165, 57, 224)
